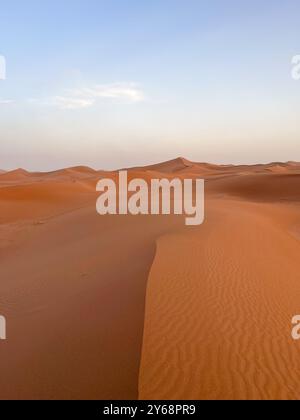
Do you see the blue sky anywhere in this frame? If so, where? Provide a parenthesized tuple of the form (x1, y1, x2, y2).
(0, 0, 300, 170)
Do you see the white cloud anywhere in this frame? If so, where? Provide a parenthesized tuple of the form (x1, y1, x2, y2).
(52, 96, 95, 110)
(51, 82, 145, 110)
(0, 99, 14, 105)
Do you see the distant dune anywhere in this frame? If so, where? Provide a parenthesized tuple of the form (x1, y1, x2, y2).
(132, 157, 194, 173)
(1, 158, 300, 400)
(0, 168, 30, 182)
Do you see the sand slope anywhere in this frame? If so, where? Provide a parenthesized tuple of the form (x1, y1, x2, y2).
(0, 211, 183, 399)
(139, 200, 300, 400)
(0, 166, 182, 399)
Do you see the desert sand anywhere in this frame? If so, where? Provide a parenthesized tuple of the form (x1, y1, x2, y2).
(1, 158, 300, 400)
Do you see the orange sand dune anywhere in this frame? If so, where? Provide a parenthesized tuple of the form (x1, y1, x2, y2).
(0, 168, 31, 184)
(132, 157, 193, 173)
(208, 173, 300, 202)
(0, 164, 182, 399)
(0, 209, 181, 399)
(33, 166, 97, 180)
(0, 180, 96, 224)
(139, 199, 300, 400)
(1, 159, 300, 400)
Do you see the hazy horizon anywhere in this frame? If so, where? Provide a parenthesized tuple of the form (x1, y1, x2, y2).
(2, 155, 300, 173)
(1, 0, 300, 171)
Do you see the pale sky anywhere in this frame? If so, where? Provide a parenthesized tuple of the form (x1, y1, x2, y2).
(0, 0, 300, 170)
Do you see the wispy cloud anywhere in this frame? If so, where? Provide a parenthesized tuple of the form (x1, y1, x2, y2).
(0, 99, 14, 105)
(51, 96, 95, 110)
(50, 82, 145, 110)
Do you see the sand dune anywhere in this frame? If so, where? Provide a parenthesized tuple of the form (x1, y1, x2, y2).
(0, 209, 181, 399)
(0, 168, 31, 183)
(139, 200, 300, 400)
(132, 157, 193, 173)
(0, 164, 182, 399)
(1, 159, 300, 400)
(208, 173, 300, 202)
(33, 166, 97, 180)
(0, 180, 96, 224)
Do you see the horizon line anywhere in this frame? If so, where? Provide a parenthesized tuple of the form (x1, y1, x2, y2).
(1, 157, 300, 174)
